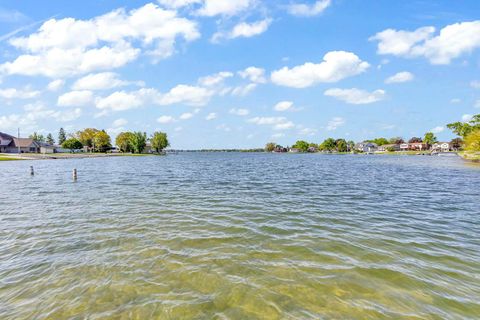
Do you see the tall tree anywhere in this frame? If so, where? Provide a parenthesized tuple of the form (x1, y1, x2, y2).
(292, 140, 309, 152)
(129, 131, 147, 154)
(93, 130, 111, 152)
(29, 132, 45, 142)
(450, 138, 463, 151)
(423, 132, 437, 145)
(389, 137, 404, 144)
(46, 133, 55, 145)
(77, 128, 99, 149)
(115, 132, 135, 152)
(265, 142, 276, 152)
(408, 137, 423, 143)
(319, 138, 336, 151)
(336, 139, 347, 152)
(464, 129, 480, 152)
(62, 138, 83, 152)
(58, 128, 67, 145)
(150, 132, 169, 152)
(447, 114, 480, 138)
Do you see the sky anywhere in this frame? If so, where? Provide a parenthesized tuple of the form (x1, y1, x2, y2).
(0, 0, 479, 149)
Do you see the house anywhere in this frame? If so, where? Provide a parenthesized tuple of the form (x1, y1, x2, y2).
(355, 142, 378, 153)
(38, 142, 55, 154)
(409, 142, 428, 151)
(431, 142, 451, 152)
(0, 132, 40, 153)
(377, 144, 400, 152)
(400, 143, 409, 151)
(307, 146, 318, 153)
(289, 148, 300, 153)
(273, 145, 287, 153)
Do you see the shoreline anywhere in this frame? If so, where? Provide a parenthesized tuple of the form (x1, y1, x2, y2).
(0, 153, 157, 161)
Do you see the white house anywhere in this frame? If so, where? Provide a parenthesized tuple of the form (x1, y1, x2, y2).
(432, 142, 451, 152)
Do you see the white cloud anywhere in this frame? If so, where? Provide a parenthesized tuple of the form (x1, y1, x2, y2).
(287, 0, 331, 17)
(385, 71, 414, 84)
(471, 80, 480, 89)
(205, 112, 217, 120)
(326, 117, 345, 131)
(248, 116, 294, 130)
(179, 112, 193, 120)
(0, 88, 40, 99)
(462, 114, 473, 122)
(430, 126, 444, 133)
(274, 101, 293, 111)
(1, 3, 199, 78)
(298, 127, 318, 135)
(157, 84, 213, 106)
(197, 0, 252, 17)
(95, 90, 143, 111)
(370, 21, 480, 64)
(229, 108, 249, 116)
(324, 88, 386, 104)
(238, 66, 266, 83)
(72, 72, 132, 90)
(231, 83, 257, 96)
(47, 79, 65, 91)
(157, 115, 175, 123)
(271, 51, 369, 88)
(113, 118, 128, 127)
(158, 0, 201, 9)
(57, 90, 93, 106)
(198, 71, 233, 87)
(213, 19, 271, 42)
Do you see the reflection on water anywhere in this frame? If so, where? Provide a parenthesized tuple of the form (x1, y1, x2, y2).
(1, 153, 479, 319)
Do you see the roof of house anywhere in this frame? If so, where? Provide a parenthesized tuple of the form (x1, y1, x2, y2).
(12, 138, 39, 148)
(0, 132, 15, 146)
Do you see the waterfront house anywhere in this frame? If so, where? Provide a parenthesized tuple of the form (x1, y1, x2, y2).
(273, 145, 287, 153)
(377, 144, 400, 152)
(431, 142, 451, 152)
(307, 146, 318, 153)
(355, 142, 378, 153)
(0, 132, 40, 153)
(289, 148, 300, 153)
(409, 142, 428, 151)
(400, 143, 409, 151)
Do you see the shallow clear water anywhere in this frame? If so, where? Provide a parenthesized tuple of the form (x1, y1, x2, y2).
(1, 153, 479, 319)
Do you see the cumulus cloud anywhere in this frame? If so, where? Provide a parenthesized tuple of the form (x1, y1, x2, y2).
(271, 51, 369, 88)
(248, 116, 294, 130)
(157, 115, 175, 123)
(158, 0, 201, 9)
(47, 79, 65, 91)
(324, 88, 386, 104)
(273, 101, 293, 111)
(72, 72, 135, 90)
(198, 71, 233, 87)
(112, 118, 128, 127)
(430, 126, 444, 133)
(231, 83, 257, 96)
(287, 0, 331, 17)
(0, 3, 199, 78)
(57, 90, 93, 106)
(238, 66, 266, 83)
(95, 90, 143, 111)
(179, 112, 193, 120)
(0, 88, 40, 99)
(385, 71, 414, 84)
(205, 112, 217, 120)
(229, 108, 250, 116)
(156, 84, 213, 106)
(212, 19, 271, 42)
(370, 21, 480, 64)
(197, 0, 252, 17)
(326, 117, 345, 131)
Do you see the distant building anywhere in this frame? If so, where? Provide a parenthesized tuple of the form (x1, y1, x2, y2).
(0, 132, 40, 153)
(431, 142, 451, 152)
(289, 148, 300, 153)
(377, 144, 400, 152)
(355, 142, 378, 153)
(408, 142, 428, 151)
(307, 146, 318, 153)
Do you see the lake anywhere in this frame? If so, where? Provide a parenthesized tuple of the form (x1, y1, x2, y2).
(0, 153, 479, 319)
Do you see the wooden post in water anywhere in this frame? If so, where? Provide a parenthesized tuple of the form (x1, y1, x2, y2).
(30, 166, 34, 176)
(73, 168, 77, 181)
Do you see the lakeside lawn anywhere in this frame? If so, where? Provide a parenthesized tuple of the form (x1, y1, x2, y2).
(0, 156, 24, 161)
(459, 151, 480, 162)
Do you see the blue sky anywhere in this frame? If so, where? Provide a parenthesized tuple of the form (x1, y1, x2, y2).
(0, 0, 479, 149)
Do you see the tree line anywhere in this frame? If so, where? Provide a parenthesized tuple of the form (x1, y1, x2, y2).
(29, 127, 169, 153)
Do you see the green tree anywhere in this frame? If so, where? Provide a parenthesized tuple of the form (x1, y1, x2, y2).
(292, 140, 309, 152)
(77, 128, 100, 149)
(450, 137, 463, 151)
(151, 132, 169, 152)
(58, 128, 67, 145)
(447, 114, 480, 138)
(464, 129, 480, 152)
(46, 133, 55, 145)
(423, 132, 437, 146)
(62, 138, 83, 152)
(389, 137, 404, 144)
(265, 142, 276, 152)
(347, 140, 355, 152)
(115, 132, 135, 152)
(408, 137, 423, 143)
(93, 130, 111, 152)
(29, 132, 45, 142)
(336, 139, 347, 152)
(130, 131, 147, 154)
(319, 138, 336, 151)
(369, 137, 389, 146)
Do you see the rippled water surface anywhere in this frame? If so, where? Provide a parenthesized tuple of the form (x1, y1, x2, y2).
(1, 153, 480, 319)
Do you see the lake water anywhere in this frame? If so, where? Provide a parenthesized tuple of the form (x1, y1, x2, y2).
(1, 153, 479, 319)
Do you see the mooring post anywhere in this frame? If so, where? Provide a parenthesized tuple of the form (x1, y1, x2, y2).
(73, 168, 77, 181)
(30, 166, 34, 176)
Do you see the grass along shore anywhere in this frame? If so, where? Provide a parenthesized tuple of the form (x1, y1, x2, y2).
(458, 151, 480, 162)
